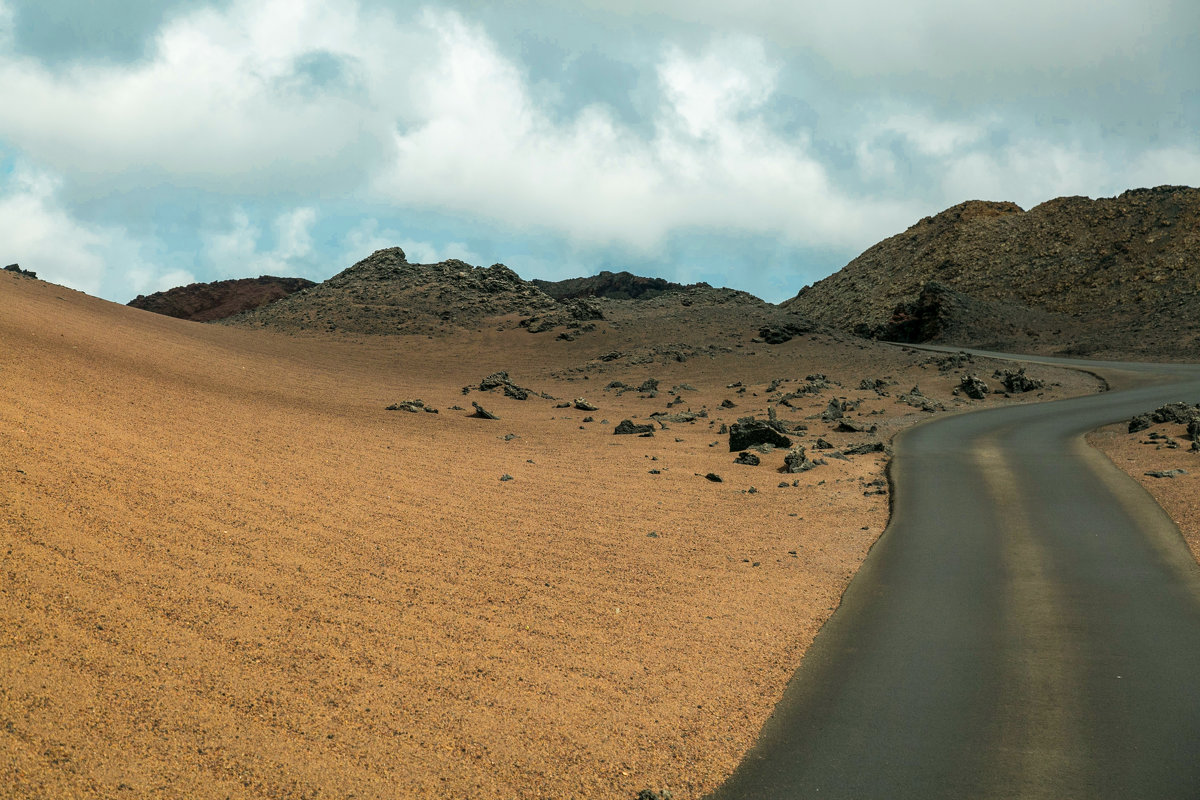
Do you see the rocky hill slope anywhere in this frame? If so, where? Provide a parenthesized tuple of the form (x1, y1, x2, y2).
(226, 247, 815, 344)
(128, 276, 315, 322)
(784, 186, 1200, 359)
(532, 270, 691, 301)
(227, 247, 561, 336)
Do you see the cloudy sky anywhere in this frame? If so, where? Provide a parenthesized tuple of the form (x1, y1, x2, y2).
(1, 0, 1197, 303)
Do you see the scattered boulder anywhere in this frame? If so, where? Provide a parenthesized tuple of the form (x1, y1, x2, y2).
(957, 374, 989, 400)
(782, 445, 816, 473)
(720, 398, 737, 409)
(858, 378, 891, 395)
(733, 452, 761, 466)
(993, 367, 1045, 393)
(471, 402, 499, 419)
(386, 399, 425, 412)
(898, 385, 944, 412)
(477, 370, 534, 400)
(814, 437, 835, 449)
(844, 441, 886, 455)
(574, 398, 598, 411)
(758, 320, 813, 344)
(499, 474, 514, 481)
(614, 419, 655, 435)
(1145, 469, 1187, 478)
(1151, 402, 1200, 425)
(835, 419, 878, 434)
(729, 419, 793, 452)
(704, 473, 723, 483)
(1129, 414, 1153, 433)
(638, 378, 660, 393)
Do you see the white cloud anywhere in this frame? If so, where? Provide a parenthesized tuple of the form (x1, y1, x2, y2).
(572, 0, 1187, 84)
(377, 17, 917, 253)
(0, 0, 408, 193)
(341, 219, 482, 267)
(126, 267, 198, 297)
(204, 206, 319, 278)
(0, 161, 163, 299)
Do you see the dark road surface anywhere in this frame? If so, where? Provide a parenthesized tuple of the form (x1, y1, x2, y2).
(707, 353, 1200, 799)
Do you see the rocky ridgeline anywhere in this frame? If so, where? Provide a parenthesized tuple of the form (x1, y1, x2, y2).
(532, 270, 692, 301)
(784, 186, 1200, 358)
(226, 248, 560, 335)
(128, 276, 316, 322)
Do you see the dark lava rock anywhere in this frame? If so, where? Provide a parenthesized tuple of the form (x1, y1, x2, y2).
(835, 419, 878, 434)
(958, 374, 989, 400)
(638, 378, 660, 393)
(1151, 402, 1200, 425)
(4, 263, 37, 279)
(386, 399, 425, 412)
(574, 398, 598, 411)
(1145, 469, 1187, 478)
(844, 441, 886, 455)
(814, 437, 834, 449)
(470, 402, 499, 419)
(704, 473, 723, 483)
(1129, 414, 1153, 433)
(729, 419, 792, 452)
(720, 399, 736, 409)
(759, 321, 814, 344)
(503, 383, 529, 400)
(994, 367, 1045, 393)
(499, 474, 513, 481)
(733, 452, 761, 466)
(782, 445, 816, 473)
(614, 419, 655, 435)
(898, 385, 945, 412)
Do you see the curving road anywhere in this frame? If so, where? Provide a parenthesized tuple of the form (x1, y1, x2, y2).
(708, 352, 1200, 799)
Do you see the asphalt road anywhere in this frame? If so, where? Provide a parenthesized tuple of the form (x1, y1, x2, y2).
(707, 353, 1200, 799)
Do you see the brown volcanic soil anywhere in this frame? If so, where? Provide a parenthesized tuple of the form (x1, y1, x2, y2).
(784, 186, 1200, 360)
(1, 269, 1102, 799)
(128, 276, 316, 322)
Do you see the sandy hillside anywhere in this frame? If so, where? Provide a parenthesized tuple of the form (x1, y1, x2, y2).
(1, 270, 1103, 799)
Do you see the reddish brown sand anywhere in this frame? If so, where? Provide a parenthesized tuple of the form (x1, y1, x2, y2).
(1, 271, 1102, 799)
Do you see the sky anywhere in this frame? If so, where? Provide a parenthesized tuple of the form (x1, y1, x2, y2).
(1, 0, 1197, 304)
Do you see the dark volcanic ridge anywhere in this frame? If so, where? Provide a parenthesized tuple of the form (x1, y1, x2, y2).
(784, 186, 1200, 359)
(128, 276, 316, 322)
(532, 270, 694, 301)
(224, 246, 813, 343)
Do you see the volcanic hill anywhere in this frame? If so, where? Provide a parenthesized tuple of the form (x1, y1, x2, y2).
(225, 247, 815, 345)
(128, 276, 315, 322)
(784, 186, 1200, 359)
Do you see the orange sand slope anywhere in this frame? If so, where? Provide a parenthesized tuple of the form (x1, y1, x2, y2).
(1, 272, 1103, 799)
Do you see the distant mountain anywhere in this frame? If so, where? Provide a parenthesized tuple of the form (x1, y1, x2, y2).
(784, 186, 1200, 359)
(128, 276, 316, 322)
(532, 271, 693, 301)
